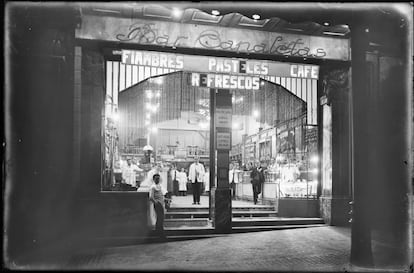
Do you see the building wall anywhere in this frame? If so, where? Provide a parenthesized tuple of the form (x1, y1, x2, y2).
(78, 46, 152, 240)
(5, 5, 79, 265)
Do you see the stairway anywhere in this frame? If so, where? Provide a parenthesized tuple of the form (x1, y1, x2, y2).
(164, 202, 325, 237)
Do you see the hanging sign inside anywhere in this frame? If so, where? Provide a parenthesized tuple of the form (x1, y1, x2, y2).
(217, 132, 231, 150)
(215, 108, 232, 128)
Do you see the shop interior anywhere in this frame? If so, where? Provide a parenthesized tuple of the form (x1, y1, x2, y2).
(102, 68, 319, 206)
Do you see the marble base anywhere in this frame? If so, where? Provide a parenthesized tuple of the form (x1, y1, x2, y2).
(211, 188, 232, 233)
(278, 198, 319, 217)
(80, 192, 150, 238)
(320, 196, 351, 226)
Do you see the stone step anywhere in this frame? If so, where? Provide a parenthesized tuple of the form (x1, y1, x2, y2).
(232, 217, 325, 227)
(168, 205, 275, 212)
(165, 216, 322, 228)
(163, 226, 216, 236)
(166, 210, 278, 219)
(232, 206, 276, 211)
(88, 224, 326, 247)
(164, 223, 325, 236)
(168, 207, 210, 212)
(232, 211, 278, 217)
(164, 218, 211, 228)
(166, 211, 208, 219)
(231, 224, 326, 233)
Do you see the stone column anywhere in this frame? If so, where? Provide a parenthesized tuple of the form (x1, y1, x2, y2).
(319, 66, 352, 226)
(349, 20, 375, 267)
(80, 48, 105, 196)
(210, 89, 232, 233)
(349, 16, 412, 269)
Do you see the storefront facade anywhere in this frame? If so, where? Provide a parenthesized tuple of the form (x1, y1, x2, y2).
(6, 3, 412, 268)
(71, 4, 354, 234)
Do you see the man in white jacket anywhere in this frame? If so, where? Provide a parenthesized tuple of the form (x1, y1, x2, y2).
(188, 156, 205, 205)
(121, 158, 142, 189)
(229, 162, 241, 200)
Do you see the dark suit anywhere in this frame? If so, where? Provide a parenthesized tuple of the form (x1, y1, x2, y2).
(250, 167, 265, 204)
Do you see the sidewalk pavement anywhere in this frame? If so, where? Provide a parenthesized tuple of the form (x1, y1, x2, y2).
(12, 226, 411, 272)
(68, 226, 352, 271)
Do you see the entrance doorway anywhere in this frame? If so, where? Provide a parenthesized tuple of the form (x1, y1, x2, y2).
(102, 69, 319, 217)
(105, 71, 211, 205)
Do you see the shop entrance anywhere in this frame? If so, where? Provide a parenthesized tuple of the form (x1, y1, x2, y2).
(104, 71, 210, 203)
(102, 69, 318, 218)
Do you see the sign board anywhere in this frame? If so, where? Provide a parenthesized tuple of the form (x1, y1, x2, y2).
(191, 73, 261, 90)
(121, 49, 319, 79)
(215, 108, 232, 128)
(290, 65, 319, 79)
(217, 132, 231, 150)
(76, 15, 350, 61)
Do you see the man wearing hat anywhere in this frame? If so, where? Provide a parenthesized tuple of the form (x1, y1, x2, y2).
(188, 155, 205, 205)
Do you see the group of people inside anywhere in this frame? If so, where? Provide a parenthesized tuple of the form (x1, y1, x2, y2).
(117, 154, 308, 239)
(118, 155, 290, 206)
(169, 156, 210, 202)
(148, 156, 207, 239)
(148, 158, 268, 239)
(116, 158, 142, 190)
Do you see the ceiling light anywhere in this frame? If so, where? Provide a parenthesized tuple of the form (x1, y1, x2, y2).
(322, 31, 346, 36)
(110, 112, 119, 122)
(199, 122, 209, 129)
(323, 22, 330, 26)
(172, 8, 183, 19)
(92, 9, 121, 14)
(310, 155, 319, 163)
(211, 10, 220, 16)
(153, 77, 164, 84)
